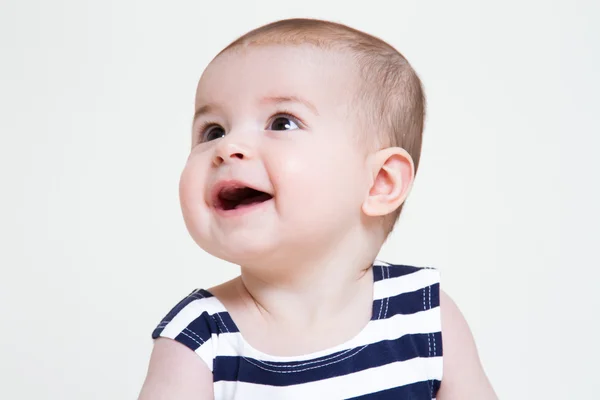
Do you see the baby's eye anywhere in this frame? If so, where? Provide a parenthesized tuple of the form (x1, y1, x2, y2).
(203, 125, 226, 142)
(268, 115, 300, 131)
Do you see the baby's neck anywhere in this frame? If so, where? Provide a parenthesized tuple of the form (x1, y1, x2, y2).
(239, 255, 374, 329)
(239, 231, 380, 324)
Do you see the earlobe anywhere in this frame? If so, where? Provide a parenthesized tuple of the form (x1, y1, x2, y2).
(362, 147, 415, 217)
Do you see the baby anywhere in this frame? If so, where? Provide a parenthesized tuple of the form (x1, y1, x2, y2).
(139, 18, 496, 400)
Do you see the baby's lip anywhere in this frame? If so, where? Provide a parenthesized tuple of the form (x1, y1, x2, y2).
(209, 179, 273, 208)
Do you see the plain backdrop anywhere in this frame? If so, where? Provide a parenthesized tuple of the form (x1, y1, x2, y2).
(1, 0, 598, 399)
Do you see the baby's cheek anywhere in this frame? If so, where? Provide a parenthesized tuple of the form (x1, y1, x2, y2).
(276, 152, 327, 189)
(282, 156, 344, 211)
(179, 161, 206, 213)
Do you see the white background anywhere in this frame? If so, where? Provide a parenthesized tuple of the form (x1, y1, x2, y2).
(1, 0, 598, 398)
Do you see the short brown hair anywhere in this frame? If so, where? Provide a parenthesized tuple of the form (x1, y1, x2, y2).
(219, 18, 426, 233)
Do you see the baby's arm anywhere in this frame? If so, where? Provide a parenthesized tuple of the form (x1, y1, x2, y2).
(138, 338, 214, 400)
(436, 291, 498, 400)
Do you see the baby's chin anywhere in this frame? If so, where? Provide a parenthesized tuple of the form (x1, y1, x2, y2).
(194, 232, 287, 268)
(189, 215, 357, 269)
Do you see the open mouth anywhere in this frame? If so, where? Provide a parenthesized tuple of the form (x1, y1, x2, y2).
(214, 185, 273, 211)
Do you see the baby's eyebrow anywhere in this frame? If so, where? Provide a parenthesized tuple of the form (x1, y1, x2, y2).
(260, 95, 319, 116)
(192, 103, 219, 124)
(192, 95, 319, 124)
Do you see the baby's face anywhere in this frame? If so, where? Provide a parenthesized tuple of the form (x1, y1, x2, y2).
(180, 45, 372, 266)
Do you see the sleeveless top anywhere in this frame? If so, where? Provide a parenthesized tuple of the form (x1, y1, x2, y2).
(152, 261, 443, 399)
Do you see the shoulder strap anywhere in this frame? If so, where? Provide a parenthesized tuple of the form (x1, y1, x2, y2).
(152, 289, 221, 371)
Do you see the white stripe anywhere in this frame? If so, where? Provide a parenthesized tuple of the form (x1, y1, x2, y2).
(374, 268, 439, 300)
(214, 356, 443, 400)
(210, 307, 441, 361)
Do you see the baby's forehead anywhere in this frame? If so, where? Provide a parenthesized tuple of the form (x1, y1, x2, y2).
(194, 45, 360, 113)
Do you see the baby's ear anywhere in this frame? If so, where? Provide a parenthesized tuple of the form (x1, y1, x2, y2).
(362, 147, 415, 217)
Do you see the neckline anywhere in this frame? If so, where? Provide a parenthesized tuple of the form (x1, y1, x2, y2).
(205, 263, 387, 363)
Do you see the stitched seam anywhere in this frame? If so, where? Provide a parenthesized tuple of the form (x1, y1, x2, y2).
(431, 284, 437, 398)
(379, 264, 386, 321)
(242, 345, 370, 374)
(183, 327, 206, 345)
(423, 286, 433, 398)
(197, 294, 229, 336)
(430, 284, 436, 356)
(424, 288, 431, 358)
(256, 347, 357, 368)
(214, 310, 230, 335)
(383, 266, 390, 319)
(429, 284, 434, 399)
(376, 264, 385, 320)
(179, 330, 203, 347)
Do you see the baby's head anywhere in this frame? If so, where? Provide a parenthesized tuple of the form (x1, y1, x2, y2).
(179, 19, 425, 268)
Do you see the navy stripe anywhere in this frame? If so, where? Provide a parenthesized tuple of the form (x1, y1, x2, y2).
(346, 379, 441, 400)
(373, 264, 426, 282)
(372, 283, 440, 319)
(213, 332, 442, 385)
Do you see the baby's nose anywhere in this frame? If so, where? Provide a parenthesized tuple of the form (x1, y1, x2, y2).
(212, 139, 252, 166)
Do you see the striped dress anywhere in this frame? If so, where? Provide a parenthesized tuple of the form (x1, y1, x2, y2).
(152, 261, 443, 399)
